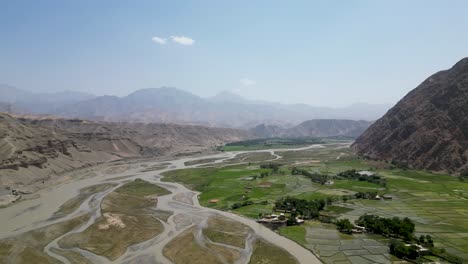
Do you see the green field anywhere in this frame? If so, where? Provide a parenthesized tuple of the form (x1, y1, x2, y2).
(162, 143, 468, 263)
(280, 221, 399, 264)
(219, 137, 324, 151)
(162, 165, 305, 213)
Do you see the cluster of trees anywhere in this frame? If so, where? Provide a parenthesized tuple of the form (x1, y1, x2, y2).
(336, 215, 462, 263)
(231, 200, 254, 209)
(291, 167, 328, 184)
(274, 197, 327, 220)
(389, 238, 462, 263)
(418, 235, 434, 248)
(389, 239, 421, 259)
(335, 219, 354, 234)
(260, 163, 280, 173)
(354, 191, 379, 199)
(337, 169, 386, 186)
(355, 214, 415, 240)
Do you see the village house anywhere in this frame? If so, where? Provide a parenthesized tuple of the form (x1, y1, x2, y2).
(382, 194, 393, 200)
(357, 170, 375, 176)
(324, 180, 334, 186)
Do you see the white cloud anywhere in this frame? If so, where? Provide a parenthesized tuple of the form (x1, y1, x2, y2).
(151, 36, 167, 45)
(240, 78, 256, 86)
(170, 36, 195, 45)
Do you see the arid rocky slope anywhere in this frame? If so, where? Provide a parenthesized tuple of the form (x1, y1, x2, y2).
(251, 119, 372, 138)
(0, 113, 250, 189)
(353, 58, 468, 173)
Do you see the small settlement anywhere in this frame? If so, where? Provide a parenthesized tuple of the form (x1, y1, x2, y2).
(257, 213, 304, 229)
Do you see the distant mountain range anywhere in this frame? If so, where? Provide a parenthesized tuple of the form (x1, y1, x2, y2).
(0, 84, 95, 114)
(251, 119, 372, 138)
(0, 85, 391, 128)
(353, 57, 468, 173)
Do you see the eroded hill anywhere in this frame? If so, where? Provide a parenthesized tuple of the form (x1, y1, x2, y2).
(251, 119, 372, 138)
(0, 113, 250, 190)
(353, 58, 468, 173)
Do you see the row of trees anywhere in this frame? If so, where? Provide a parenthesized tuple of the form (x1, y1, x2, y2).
(291, 167, 328, 184)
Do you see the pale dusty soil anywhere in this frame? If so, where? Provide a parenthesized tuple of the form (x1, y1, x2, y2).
(0, 194, 20, 206)
(98, 213, 126, 230)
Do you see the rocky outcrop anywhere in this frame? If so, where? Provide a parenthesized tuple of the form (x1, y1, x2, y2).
(353, 58, 468, 173)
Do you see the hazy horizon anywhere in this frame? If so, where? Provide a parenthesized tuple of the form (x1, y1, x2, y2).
(2, 1, 468, 107)
(1, 83, 394, 109)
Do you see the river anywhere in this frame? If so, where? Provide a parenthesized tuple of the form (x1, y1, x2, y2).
(0, 145, 327, 264)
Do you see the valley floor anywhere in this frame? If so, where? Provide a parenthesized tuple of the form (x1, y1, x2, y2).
(0, 141, 466, 264)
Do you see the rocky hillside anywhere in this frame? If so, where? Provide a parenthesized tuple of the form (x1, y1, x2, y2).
(353, 58, 468, 173)
(251, 119, 372, 138)
(0, 113, 250, 189)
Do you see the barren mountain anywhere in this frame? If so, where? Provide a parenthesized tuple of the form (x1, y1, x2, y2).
(0, 85, 390, 128)
(51, 88, 389, 127)
(0, 113, 250, 189)
(353, 58, 468, 173)
(251, 119, 372, 138)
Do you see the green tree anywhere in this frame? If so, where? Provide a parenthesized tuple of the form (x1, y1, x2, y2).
(335, 219, 354, 234)
(389, 239, 409, 258)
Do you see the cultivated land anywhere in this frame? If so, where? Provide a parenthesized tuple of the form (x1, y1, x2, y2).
(0, 140, 466, 263)
(218, 138, 324, 151)
(163, 142, 468, 263)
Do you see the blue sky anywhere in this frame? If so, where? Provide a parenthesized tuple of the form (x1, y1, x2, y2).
(1, 0, 468, 107)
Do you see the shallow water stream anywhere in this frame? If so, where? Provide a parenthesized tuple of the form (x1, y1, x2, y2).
(0, 145, 326, 264)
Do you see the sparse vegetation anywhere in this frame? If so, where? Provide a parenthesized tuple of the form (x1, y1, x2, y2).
(51, 183, 116, 219)
(249, 239, 298, 264)
(0, 214, 90, 264)
(58, 179, 168, 260)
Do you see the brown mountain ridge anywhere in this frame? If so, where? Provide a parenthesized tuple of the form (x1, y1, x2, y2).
(353, 57, 468, 173)
(0, 113, 250, 190)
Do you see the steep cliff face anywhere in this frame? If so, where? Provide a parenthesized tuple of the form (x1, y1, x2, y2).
(353, 58, 468, 173)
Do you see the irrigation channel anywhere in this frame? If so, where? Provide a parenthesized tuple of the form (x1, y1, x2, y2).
(0, 145, 328, 264)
